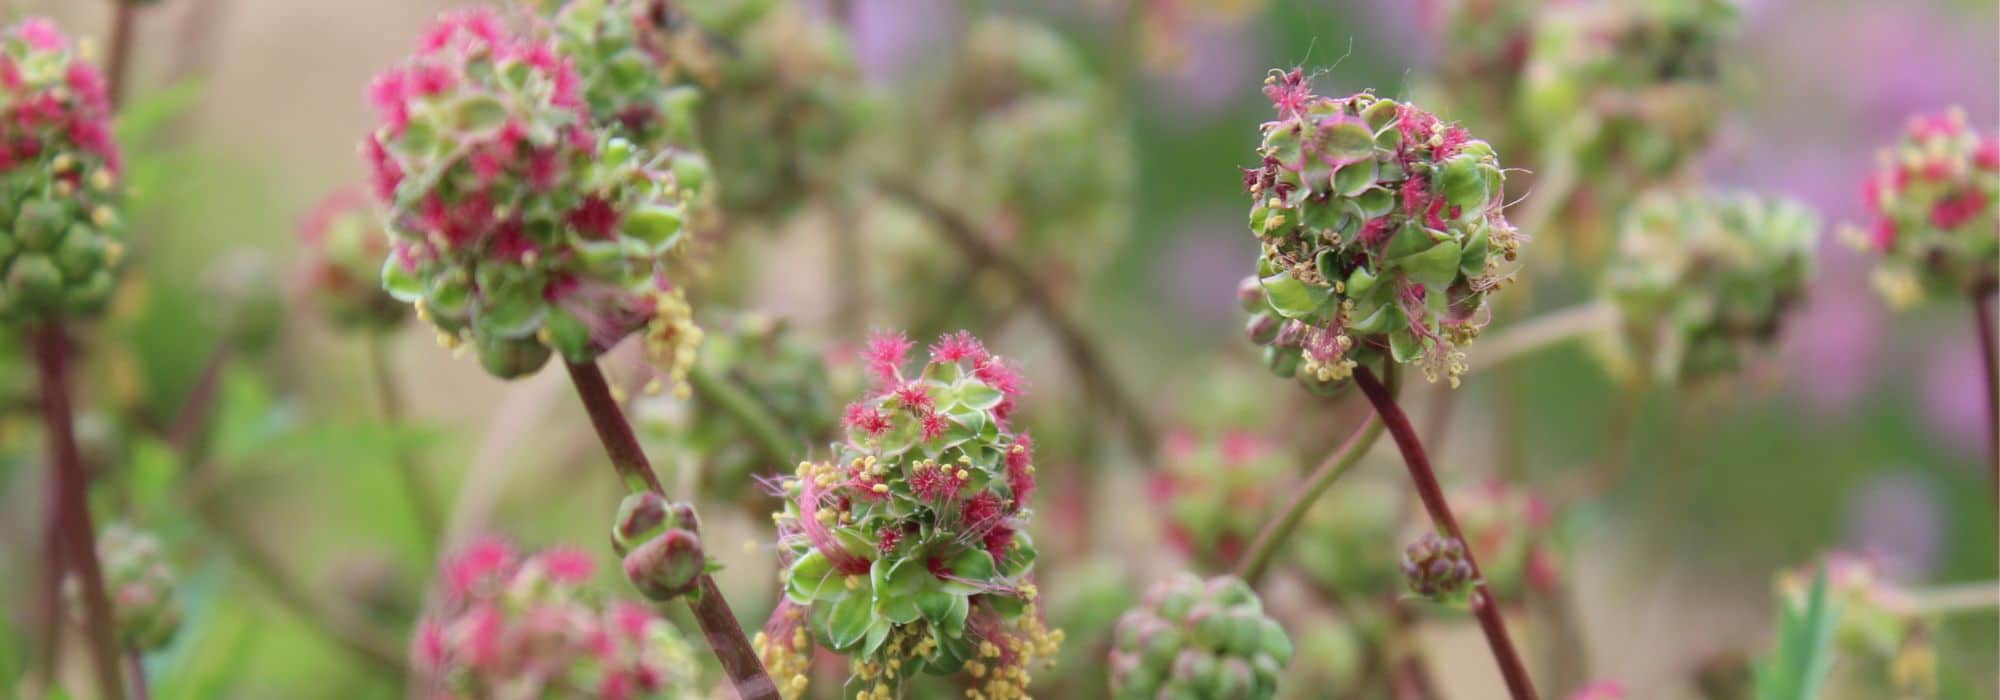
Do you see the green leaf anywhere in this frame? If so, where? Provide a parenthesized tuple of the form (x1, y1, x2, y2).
(1332, 159, 1377, 197)
(453, 95, 509, 133)
(826, 592, 873, 650)
(1393, 239, 1463, 289)
(1389, 330, 1421, 363)
(620, 204, 684, 253)
(941, 593, 970, 639)
(956, 382, 1004, 411)
(1258, 271, 1330, 320)
(1320, 119, 1376, 163)
(1753, 568, 1841, 700)
(917, 588, 959, 625)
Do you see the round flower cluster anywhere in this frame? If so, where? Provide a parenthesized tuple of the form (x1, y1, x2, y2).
(1401, 532, 1475, 601)
(413, 537, 701, 698)
(612, 492, 707, 603)
(1596, 190, 1819, 386)
(1290, 479, 1402, 595)
(365, 7, 709, 383)
(297, 189, 407, 332)
(0, 18, 124, 324)
(1148, 427, 1289, 570)
(1444, 479, 1561, 600)
(639, 315, 842, 506)
(1517, 0, 1739, 257)
(1241, 70, 1521, 392)
(1107, 574, 1292, 700)
(757, 330, 1061, 700)
(1420, 0, 1540, 147)
(682, 0, 865, 219)
(81, 525, 181, 651)
(1855, 108, 1999, 307)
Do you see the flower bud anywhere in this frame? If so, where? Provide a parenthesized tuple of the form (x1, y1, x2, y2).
(623, 528, 705, 602)
(77, 525, 181, 651)
(0, 19, 125, 324)
(1401, 532, 1475, 601)
(1109, 574, 1289, 700)
(1236, 275, 1267, 313)
(296, 189, 406, 332)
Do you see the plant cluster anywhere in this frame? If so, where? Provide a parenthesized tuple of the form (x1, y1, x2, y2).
(1150, 427, 1289, 570)
(297, 189, 408, 332)
(83, 524, 181, 652)
(1241, 70, 1521, 391)
(1106, 574, 1293, 700)
(757, 331, 1061, 700)
(0, 18, 124, 323)
(1855, 108, 2000, 307)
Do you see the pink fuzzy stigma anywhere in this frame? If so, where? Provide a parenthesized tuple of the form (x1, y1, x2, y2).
(930, 330, 990, 363)
(863, 331, 915, 383)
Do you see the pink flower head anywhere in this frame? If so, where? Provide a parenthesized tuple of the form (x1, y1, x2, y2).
(414, 621, 450, 668)
(18, 18, 64, 51)
(1568, 681, 1625, 700)
(537, 546, 596, 585)
(921, 412, 949, 441)
(930, 330, 989, 363)
(863, 331, 915, 383)
(1005, 434, 1036, 506)
(444, 536, 519, 600)
(893, 381, 934, 412)
(972, 357, 1025, 400)
(1262, 67, 1314, 119)
(843, 402, 893, 436)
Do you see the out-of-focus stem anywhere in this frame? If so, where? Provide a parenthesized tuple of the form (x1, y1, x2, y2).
(877, 179, 1160, 462)
(32, 323, 128, 700)
(564, 361, 780, 700)
(165, 340, 231, 460)
(1234, 415, 1385, 586)
(1907, 580, 1999, 616)
(125, 650, 150, 700)
(30, 468, 68, 694)
(1465, 301, 1617, 375)
(1973, 289, 1996, 505)
(1354, 365, 1539, 700)
(687, 364, 795, 469)
(365, 336, 442, 557)
(105, 0, 139, 108)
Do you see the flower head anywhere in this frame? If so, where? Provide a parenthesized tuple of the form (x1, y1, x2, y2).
(76, 525, 181, 651)
(1597, 190, 1820, 386)
(417, 539, 700, 698)
(297, 188, 407, 332)
(0, 18, 125, 324)
(1851, 107, 1999, 307)
(1108, 574, 1291, 700)
(1241, 74, 1521, 391)
(366, 6, 713, 382)
(762, 330, 1057, 698)
(1149, 428, 1288, 569)
(1401, 532, 1476, 601)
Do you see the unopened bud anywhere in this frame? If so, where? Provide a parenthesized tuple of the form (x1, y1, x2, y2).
(623, 528, 705, 601)
(1401, 532, 1475, 601)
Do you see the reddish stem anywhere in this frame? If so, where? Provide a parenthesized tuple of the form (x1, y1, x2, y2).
(31, 468, 67, 690)
(1975, 289, 1997, 506)
(1354, 365, 1539, 700)
(564, 361, 779, 700)
(125, 650, 151, 700)
(106, 0, 138, 108)
(32, 323, 128, 700)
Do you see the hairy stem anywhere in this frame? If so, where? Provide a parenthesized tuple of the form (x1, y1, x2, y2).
(366, 336, 442, 557)
(1354, 365, 1539, 700)
(877, 179, 1160, 461)
(565, 361, 780, 700)
(1234, 415, 1386, 585)
(33, 323, 128, 700)
(688, 364, 796, 469)
(1974, 289, 1996, 505)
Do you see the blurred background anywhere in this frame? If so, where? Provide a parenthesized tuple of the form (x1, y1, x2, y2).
(0, 0, 1995, 697)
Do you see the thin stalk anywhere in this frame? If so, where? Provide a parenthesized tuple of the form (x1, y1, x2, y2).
(1465, 301, 1617, 375)
(105, 0, 139, 108)
(1354, 365, 1539, 700)
(125, 650, 150, 700)
(687, 364, 795, 468)
(877, 179, 1160, 461)
(165, 340, 231, 459)
(33, 323, 128, 700)
(1973, 290, 1996, 504)
(1233, 415, 1386, 585)
(29, 470, 67, 694)
(1907, 580, 1999, 616)
(564, 361, 780, 700)
(365, 336, 442, 557)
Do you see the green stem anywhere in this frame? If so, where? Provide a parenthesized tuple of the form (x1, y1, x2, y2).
(687, 364, 796, 469)
(1465, 301, 1617, 375)
(1908, 580, 1999, 616)
(1233, 415, 1386, 585)
(366, 336, 443, 557)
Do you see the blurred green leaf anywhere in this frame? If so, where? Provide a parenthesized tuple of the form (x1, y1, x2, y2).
(1754, 567, 1840, 700)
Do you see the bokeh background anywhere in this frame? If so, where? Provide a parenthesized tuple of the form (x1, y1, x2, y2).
(1, 0, 1995, 697)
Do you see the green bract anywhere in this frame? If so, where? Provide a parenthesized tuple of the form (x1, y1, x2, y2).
(757, 332, 1059, 700)
(1242, 71, 1521, 391)
(367, 7, 709, 383)
(1596, 190, 1818, 386)
(0, 19, 124, 323)
(1108, 574, 1292, 700)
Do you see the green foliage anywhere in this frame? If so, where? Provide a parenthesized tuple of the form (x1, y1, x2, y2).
(1754, 567, 1841, 700)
